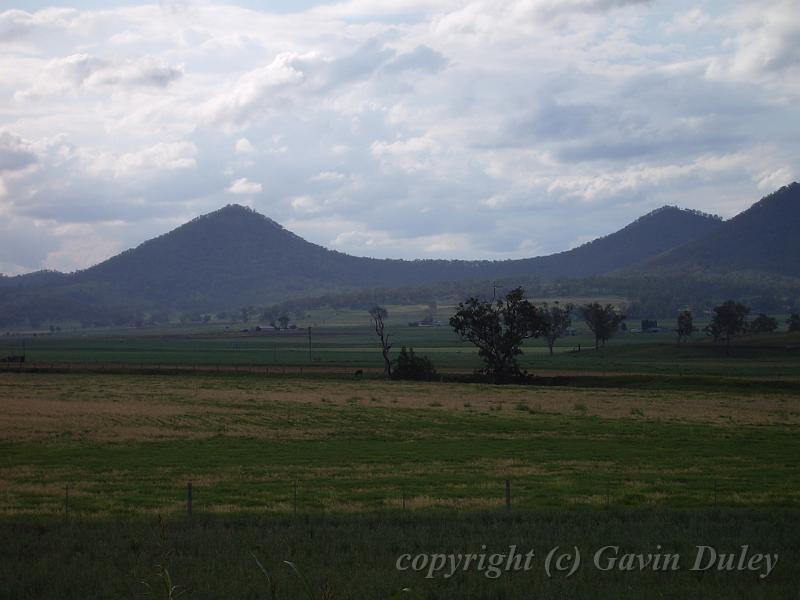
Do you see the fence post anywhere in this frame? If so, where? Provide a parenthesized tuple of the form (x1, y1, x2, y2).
(65, 484, 69, 520)
(505, 479, 511, 509)
(187, 482, 193, 517)
(293, 480, 298, 517)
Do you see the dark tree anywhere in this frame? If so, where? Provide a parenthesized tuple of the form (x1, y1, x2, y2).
(579, 302, 625, 350)
(393, 346, 437, 381)
(449, 287, 543, 383)
(539, 302, 573, 355)
(277, 315, 290, 330)
(705, 300, 749, 356)
(676, 309, 695, 345)
(750, 313, 778, 334)
(369, 305, 392, 379)
(788, 313, 800, 332)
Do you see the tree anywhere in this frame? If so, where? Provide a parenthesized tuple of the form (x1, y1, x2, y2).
(750, 313, 778, 334)
(393, 346, 437, 381)
(705, 300, 749, 356)
(788, 313, 800, 332)
(579, 302, 625, 350)
(539, 302, 573, 355)
(449, 287, 543, 383)
(369, 305, 392, 379)
(676, 310, 695, 345)
(277, 315, 290, 330)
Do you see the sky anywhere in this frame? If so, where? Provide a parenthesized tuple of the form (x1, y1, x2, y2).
(0, 0, 798, 275)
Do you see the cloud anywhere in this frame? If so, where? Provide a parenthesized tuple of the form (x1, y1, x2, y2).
(0, 1, 798, 273)
(16, 54, 183, 100)
(227, 177, 262, 194)
(200, 52, 307, 125)
(382, 45, 447, 74)
(0, 131, 38, 173)
(371, 137, 442, 173)
(310, 171, 345, 182)
(0, 8, 79, 42)
(87, 141, 198, 179)
(235, 137, 256, 154)
(725, 1, 800, 80)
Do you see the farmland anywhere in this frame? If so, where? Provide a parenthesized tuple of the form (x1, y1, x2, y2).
(2, 320, 800, 598)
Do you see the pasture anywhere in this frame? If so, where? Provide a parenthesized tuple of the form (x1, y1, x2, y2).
(2, 323, 799, 597)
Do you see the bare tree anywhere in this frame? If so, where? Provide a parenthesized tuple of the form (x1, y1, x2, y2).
(369, 305, 392, 379)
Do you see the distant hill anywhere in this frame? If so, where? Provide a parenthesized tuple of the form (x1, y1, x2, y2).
(514, 205, 722, 277)
(0, 199, 744, 327)
(641, 183, 800, 276)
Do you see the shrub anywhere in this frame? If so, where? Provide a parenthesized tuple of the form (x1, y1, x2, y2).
(392, 346, 437, 381)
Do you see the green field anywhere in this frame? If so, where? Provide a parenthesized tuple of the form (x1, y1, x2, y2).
(2, 324, 799, 597)
(5, 312, 800, 379)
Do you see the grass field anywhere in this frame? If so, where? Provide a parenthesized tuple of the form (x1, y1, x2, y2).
(2, 371, 799, 516)
(6, 319, 800, 378)
(3, 510, 798, 598)
(2, 325, 799, 597)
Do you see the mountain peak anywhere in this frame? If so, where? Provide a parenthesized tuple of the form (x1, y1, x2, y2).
(635, 205, 723, 224)
(197, 203, 279, 225)
(644, 181, 800, 276)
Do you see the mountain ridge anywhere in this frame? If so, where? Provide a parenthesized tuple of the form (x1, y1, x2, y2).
(638, 182, 800, 276)
(2, 185, 795, 327)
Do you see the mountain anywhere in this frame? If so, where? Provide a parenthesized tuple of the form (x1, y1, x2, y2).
(641, 182, 800, 277)
(72, 203, 723, 298)
(0, 201, 726, 326)
(509, 205, 722, 278)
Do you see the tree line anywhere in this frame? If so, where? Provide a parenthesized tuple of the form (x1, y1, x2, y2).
(369, 288, 800, 383)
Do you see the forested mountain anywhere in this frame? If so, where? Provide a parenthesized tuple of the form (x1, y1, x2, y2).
(0, 184, 795, 327)
(68, 202, 722, 299)
(641, 182, 800, 276)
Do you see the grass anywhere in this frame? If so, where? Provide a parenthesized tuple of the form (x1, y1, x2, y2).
(1, 372, 798, 516)
(7, 324, 800, 381)
(1, 510, 798, 599)
(2, 327, 800, 597)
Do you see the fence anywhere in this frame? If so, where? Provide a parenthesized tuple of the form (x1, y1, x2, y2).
(0, 360, 376, 377)
(48, 477, 753, 522)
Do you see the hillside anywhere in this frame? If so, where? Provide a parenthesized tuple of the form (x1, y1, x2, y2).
(0, 202, 731, 326)
(643, 182, 800, 276)
(515, 205, 722, 277)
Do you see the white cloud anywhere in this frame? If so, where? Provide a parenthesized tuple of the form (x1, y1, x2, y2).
(87, 141, 198, 178)
(200, 52, 307, 126)
(371, 137, 441, 173)
(16, 54, 183, 100)
(235, 137, 256, 154)
(290, 195, 321, 213)
(0, 130, 38, 173)
(227, 177, 262, 194)
(310, 171, 345, 182)
(0, 1, 798, 271)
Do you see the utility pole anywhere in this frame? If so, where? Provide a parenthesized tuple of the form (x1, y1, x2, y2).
(307, 326, 313, 362)
(491, 281, 500, 302)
